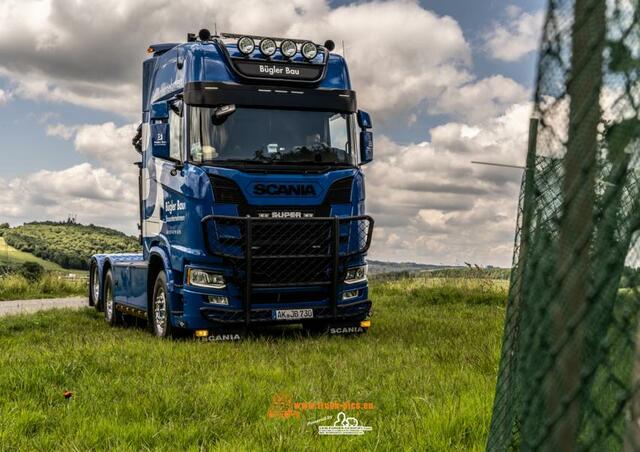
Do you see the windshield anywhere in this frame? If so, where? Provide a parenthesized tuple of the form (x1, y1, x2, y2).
(188, 106, 355, 165)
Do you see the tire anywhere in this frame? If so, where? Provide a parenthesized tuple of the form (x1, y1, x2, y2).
(151, 271, 173, 338)
(89, 263, 102, 311)
(103, 269, 122, 326)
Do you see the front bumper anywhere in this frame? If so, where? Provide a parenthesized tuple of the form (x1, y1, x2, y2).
(199, 299, 371, 325)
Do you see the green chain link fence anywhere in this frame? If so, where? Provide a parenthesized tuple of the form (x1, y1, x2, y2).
(487, 0, 640, 450)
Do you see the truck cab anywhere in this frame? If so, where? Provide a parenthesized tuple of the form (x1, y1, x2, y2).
(89, 30, 374, 339)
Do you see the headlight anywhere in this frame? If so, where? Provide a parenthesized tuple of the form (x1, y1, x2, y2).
(344, 265, 367, 284)
(237, 36, 255, 55)
(188, 268, 226, 288)
(259, 38, 277, 57)
(301, 41, 318, 60)
(280, 40, 297, 58)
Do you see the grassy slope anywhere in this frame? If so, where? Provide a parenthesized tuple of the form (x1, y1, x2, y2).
(0, 237, 64, 271)
(0, 277, 506, 450)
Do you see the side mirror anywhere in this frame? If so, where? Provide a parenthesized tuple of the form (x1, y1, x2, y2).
(357, 110, 373, 164)
(150, 123, 170, 160)
(360, 131, 373, 164)
(357, 110, 372, 129)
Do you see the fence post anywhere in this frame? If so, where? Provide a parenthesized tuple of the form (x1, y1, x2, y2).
(514, 118, 539, 307)
(549, 0, 605, 449)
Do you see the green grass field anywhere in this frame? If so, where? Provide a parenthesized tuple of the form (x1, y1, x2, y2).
(0, 237, 64, 271)
(0, 276, 506, 450)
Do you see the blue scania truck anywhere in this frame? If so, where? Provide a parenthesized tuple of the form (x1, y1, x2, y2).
(89, 30, 374, 340)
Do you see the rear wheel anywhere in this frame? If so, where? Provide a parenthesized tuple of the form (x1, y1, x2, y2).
(103, 269, 122, 326)
(89, 264, 102, 311)
(151, 271, 173, 338)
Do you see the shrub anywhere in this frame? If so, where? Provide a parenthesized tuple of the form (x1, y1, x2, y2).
(19, 262, 44, 281)
(0, 273, 87, 300)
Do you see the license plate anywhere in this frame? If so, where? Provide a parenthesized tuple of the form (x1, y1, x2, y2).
(257, 211, 314, 219)
(273, 309, 314, 320)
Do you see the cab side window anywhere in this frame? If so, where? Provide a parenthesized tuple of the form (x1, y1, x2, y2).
(169, 109, 183, 161)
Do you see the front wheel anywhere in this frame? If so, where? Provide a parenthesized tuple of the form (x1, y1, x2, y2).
(151, 271, 173, 338)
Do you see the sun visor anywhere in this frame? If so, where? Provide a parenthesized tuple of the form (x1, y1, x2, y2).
(184, 82, 356, 113)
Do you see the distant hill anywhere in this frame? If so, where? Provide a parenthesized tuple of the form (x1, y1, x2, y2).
(367, 260, 458, 275)
(367, 260, 512, 280)
(0, 221, 139, 270)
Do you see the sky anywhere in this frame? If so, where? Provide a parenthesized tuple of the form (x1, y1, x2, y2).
(0, 0, 547, 267)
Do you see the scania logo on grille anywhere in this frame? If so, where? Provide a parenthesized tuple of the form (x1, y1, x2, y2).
(253, 183, 317, 196)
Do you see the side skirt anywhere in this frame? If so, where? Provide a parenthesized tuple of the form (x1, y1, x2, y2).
(116, 304, 148, 319)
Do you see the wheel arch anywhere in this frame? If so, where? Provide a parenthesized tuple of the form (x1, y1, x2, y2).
(147, 246, 174, 318)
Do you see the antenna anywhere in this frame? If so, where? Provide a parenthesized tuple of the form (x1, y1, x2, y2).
(471, 161, 526, 170)
(342, 40, 346, 58)
(214, 22, 218, 37)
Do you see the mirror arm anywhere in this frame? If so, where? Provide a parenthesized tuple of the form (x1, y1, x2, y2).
(132, 123, 143, 154)
(170, 158, 184, 176)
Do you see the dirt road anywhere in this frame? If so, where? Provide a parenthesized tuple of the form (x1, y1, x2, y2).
(0, 297, 86, 317)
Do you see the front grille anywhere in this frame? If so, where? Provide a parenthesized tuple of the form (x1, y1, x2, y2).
(251, 289, 328, 304)
(252, 220, 332, 257)
(204, 217, 344, 285)
(252, 256, 331, 285)
(244, 220, 335, 285)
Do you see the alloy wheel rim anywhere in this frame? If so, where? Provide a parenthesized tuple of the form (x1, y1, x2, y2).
(105, 282, 113, 321)
(154, 288, 167, 336)
(92, 267, 99, 303)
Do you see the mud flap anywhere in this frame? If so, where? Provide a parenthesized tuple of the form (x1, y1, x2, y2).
(327, 320, 370, 335)
(195, 328, 246, 342)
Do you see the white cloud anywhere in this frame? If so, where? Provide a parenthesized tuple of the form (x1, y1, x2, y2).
(0, 163, 138, 232)
(47, 121, 138, 176)
(365, 101, 533, 266)
(0, 88, 11, 105)
(0, 0, 471, 119)
(46, 123, 77, 140)
(291, 0, 472, 115)
(72, 122, 138, 174)
(482, 7, 544, 62)
(431, 75, 530, 122)
(28, 120, 141, 232)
